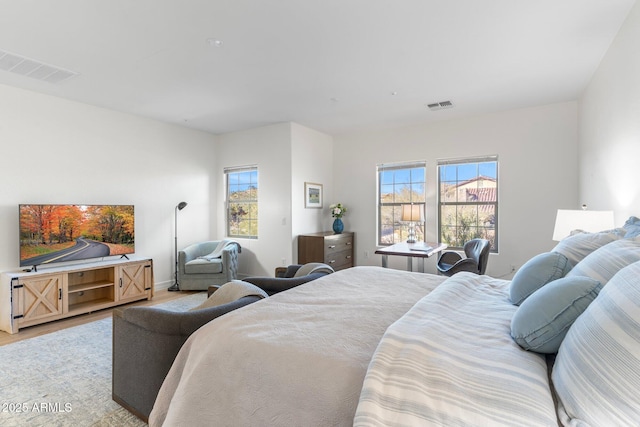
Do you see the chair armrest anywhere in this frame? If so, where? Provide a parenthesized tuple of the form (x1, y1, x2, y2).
(114, 295, 260, 336)
(243, 273, 326, 295)
(446, 258, 480, 274)
(439, 251, 462, 265)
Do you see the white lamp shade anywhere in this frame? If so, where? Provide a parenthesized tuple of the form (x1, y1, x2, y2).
(401, 204, 424, 222)
(552, 209, 615, 241)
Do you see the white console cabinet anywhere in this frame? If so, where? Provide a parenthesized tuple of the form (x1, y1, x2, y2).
(0, 257, 153, 334)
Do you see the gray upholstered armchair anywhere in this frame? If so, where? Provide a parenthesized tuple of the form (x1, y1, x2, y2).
(436, 238, 491, 276)
(177, 240, 240, 290)
(112, 295, 260, 422)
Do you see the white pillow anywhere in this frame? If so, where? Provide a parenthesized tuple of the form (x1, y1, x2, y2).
(566, 238, 640, 285)
(552, 229, 625, 267)
(552, 261, 640, 425)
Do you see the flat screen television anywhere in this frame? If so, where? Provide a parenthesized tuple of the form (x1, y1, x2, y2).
(19, 204, 135, 268)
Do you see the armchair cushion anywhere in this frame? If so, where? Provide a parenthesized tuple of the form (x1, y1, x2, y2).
(184, 258, 223, 274)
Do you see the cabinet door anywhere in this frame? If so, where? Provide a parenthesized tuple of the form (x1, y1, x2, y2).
(118, 262, 151, 301)
(13, 274, 64, 325)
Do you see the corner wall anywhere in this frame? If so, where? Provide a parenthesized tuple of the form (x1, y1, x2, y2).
(215, 123, 294, 277)
(578, 1, 640, 221)
(0, 84, 217, 288)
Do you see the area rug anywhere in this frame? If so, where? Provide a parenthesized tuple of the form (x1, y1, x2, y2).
(0, 292, 207, 427)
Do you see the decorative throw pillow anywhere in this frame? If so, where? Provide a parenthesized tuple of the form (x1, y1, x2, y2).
(509, 252, 571, 305)
(623, 216, 640, 239)
(190, 280, 268, 310)
(293, 262, 335, 277)
(566, 238, 640, 285)
(510, 276, 601, 353)
(552, 261, 640, 426)
(552, 229, 625, 267)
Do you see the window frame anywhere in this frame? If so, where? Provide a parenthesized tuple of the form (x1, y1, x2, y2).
(437, 155, 498, 252)
(377, 161, 427, 246)
(224, 165, 258, 239)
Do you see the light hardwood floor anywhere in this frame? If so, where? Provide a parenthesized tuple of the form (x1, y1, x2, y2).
(0, 289, 201, 346)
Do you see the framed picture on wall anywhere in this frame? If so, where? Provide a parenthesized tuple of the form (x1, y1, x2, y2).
(304, 182, 323, 208)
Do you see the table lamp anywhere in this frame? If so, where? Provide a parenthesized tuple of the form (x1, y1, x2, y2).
(401, 204, 424, 243)
(552, 205, 614, 241)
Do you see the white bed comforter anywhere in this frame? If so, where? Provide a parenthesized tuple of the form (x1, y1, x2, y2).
(150, 266, 445, 426)
(354, 272, 558, 426)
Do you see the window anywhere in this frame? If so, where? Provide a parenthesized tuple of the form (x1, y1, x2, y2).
(438, 156, 498, 251)
(377, 161, 426, 245)
(225, 165, 258, 238)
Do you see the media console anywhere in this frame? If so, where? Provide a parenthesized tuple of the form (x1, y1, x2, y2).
(0, 257, 153, 334)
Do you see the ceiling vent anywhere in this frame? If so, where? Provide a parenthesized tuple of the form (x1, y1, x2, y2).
(0, 49, 78, 84)
(426, 100, 454, 111)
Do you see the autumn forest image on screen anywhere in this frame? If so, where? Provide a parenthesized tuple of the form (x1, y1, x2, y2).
(19, 204, 135, 266)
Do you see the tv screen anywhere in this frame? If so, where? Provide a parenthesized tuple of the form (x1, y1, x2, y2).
(19, 204, 135, 267)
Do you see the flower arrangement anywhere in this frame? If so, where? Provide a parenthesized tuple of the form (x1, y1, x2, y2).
(330, 203, 347, 219)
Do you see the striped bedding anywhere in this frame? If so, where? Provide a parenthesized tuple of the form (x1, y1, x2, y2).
(354, 272, 558, 427)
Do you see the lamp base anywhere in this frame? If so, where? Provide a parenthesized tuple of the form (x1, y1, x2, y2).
(406, 222, 417, 244)
(168, 283, 180, 292)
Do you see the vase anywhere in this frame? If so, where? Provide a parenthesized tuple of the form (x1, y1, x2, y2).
(332, 218, 344, 234)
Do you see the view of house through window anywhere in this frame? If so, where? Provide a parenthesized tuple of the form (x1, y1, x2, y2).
(225, 165, 258, 238)
(438, 156, 498, 251)
(377, 161, 426, 245)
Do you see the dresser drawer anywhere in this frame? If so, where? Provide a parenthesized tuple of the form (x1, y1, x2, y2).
(298, 231, 355, 270)
(324, 249, 353, 270)
(324, 235, 353, 255)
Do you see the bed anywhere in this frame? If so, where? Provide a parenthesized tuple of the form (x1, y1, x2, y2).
(150, 225, 640, 426)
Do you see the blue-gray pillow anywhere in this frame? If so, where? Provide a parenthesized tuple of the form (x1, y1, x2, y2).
(623, 216, 640, 239)
(509, 252, 571, 305)
(511, 276, 601, 354)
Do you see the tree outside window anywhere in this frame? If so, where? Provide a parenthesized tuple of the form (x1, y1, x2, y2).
(225, 166, 258, 238)
(438, 157, 498, 251)
(377, 162, 426, 245)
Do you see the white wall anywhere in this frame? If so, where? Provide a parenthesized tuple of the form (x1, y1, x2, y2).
(291, 123, 334, 260)
(0, 84, 217, 288)
(215, 123, 294, 277)
(333, 102, 579, 277)
(578, 1, 640, 222)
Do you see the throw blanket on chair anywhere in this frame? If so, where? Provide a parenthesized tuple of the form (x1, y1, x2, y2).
(198, 240, 241, 261)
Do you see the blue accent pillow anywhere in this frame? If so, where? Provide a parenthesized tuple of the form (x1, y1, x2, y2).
(509, 252, 571, 305)
(511, 276, 602, 354)
(623, 216, 640, 239)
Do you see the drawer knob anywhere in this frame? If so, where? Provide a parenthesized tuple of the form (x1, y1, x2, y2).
(328, 260, 336, 264)
(346, 242, 352, 245)
(328, 245, 336, 249)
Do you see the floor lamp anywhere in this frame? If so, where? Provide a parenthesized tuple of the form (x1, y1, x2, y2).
(168, 201, 187, 291)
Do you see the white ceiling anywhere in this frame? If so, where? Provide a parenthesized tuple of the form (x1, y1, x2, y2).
(0, 0, 635, 136)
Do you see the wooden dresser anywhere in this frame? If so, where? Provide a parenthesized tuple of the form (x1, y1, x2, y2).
(298, 231, 354, 271)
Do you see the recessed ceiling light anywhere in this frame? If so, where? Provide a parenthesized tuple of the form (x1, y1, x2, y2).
(206, 38, 224, 47)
